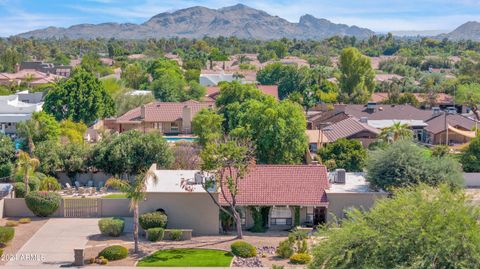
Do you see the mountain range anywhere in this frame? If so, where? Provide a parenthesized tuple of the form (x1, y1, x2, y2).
(15, 4, 480, 41)
(17, 4, 374, 40)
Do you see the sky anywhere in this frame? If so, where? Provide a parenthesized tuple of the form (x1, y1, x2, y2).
(1, 0, 480, 37)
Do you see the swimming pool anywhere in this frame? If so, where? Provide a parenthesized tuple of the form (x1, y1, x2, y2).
(164, 136, 197, 142)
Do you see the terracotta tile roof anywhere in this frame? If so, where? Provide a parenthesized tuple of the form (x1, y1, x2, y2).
(375, 73, 403, 82)
(340, 104, 432, 121)
(206, 85, 279, 100)
(324, 117, 381, 142)
(219, 165, 329, 206)
(116, 100, 213, 123)
(424, 113, 479, 134)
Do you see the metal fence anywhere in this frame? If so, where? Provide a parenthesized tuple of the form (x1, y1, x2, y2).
(64, 198, 99, 217)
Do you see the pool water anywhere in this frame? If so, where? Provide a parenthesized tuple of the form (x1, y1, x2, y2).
(164, 137, 196, 142)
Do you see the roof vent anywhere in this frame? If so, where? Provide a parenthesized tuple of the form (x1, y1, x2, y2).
(432, 107, 441, 115)
(366, 102, 376, 112)
(334, 169, 346, 184)
(359, 117, 368, 123)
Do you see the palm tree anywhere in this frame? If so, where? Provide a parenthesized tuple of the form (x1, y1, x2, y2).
(105, 168, 158, 253)
(380, 122, 413, 143)
(17, 150, 40, 194)
(17, 119, 38, 155)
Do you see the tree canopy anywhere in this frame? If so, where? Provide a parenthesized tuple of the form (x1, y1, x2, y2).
(43, 68, 115, 125)
(89, 130, 173, 177)
(338, 47, 375, 104)
(319, 138, 367, 172)
(461, 135, 480, 172)
(310, 184, 480, 269)
(366, 140, 463, 190)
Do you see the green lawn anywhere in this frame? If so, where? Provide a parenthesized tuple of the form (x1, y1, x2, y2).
(102, 193, 128, 198)
(137, 248, 233, 267)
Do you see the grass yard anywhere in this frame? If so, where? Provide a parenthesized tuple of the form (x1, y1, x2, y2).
(102, 193, 128, 198)
(137, 248, 233, 267)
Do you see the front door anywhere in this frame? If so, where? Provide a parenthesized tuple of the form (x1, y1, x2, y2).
(313, 207, 326, 225)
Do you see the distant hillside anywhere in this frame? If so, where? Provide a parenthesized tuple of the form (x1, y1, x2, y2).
(441, 21, 480, 41)
(18, 4, 374, 40)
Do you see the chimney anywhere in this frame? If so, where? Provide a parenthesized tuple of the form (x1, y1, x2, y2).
(359, 117, 368, 123)
(140, 105, 146, 119)
(182, 105, 192, 133)
(334, 169, 346, 184)
(432, 106, 441, 116)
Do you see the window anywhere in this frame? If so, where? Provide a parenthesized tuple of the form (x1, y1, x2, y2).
(170, 122, 179, 132)
(306, 207, 314, 223)
(270, 206, 292, 226)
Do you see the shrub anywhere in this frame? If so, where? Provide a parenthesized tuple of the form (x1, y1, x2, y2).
(19, 218, 31, 224)
(98, 245, 128, 261)
(290, 253, 311, 264)
(147, 228, 164, 242)
(98, 218, 125, 237)
(0, 226, 14, 245)
(39, 177, 61, 191)
(13, 182, 28, 198)
(289, 230, 308, 241)
(139, 211, 167, 230)
(297, 239, 308, 254)
(276, 238, 294, 258)
(169, 229, 183, 241)
(0, 248, 3, 256)
(25, 191, 61, 217)
(5, 221, 18, 227)
(96, 256, 108, 265)
(28, 177, 41, 191)
(231, 241, 257, 258)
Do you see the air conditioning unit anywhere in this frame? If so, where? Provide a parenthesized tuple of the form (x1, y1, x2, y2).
(194, 172, 203, 184)
(334, 169, 346, 184)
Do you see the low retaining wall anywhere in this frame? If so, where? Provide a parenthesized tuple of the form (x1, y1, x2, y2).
(3, 198, 132, 218)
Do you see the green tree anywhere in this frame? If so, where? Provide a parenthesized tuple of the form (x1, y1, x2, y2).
(338, 47, 375, 104)
(90, 130, 173, 177)
(16, 151, 40, 195)
(233, 98, 308, 164)
(149, 71, 186, 102)
(461, 135, 480, 172)
(43, 68, 115, 125)
(366, 140, 463, 190)
(106, 169, 158, 253)
(0, 134, 15, 178)
(310, 184, 480, 269)
(319, 138, 366, 172)
(192, 108, 224, 147)
(215, 82, 264, 131)
(17, 111, 60, 154)
(199, 138, 255, 239)
(379, 122, 413, 142)
(256, 62, 284, 85)
(114, 92, 155, 116)
(456, 83, 480, 120)
(60, 120, 87, 144)
(121, 63, 148, 89)
(185, 81, 206, 100)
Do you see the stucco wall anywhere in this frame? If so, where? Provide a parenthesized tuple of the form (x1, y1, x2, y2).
(465, 173, 480, 188)
(326, 192, 388, 222)
(99, 198, 132, 217)
(140, 193, 219, 235)
(4, 198, 64, 217)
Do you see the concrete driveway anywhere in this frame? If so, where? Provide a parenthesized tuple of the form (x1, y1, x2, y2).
(5, 218, 101, 267)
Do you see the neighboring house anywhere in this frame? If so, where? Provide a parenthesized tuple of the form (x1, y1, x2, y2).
(143, 164, 386, 233)
(374, 73, 403, 82)
(20, 61, 72, 77)
(0, 92, 43, 134)
(199, 72, 241, 86)
(0, 69, 62, 86)
(205, 84, 279, 100)
(104, 100, 213, 135)
(423, 113, 478, 145)
(326, 170, 388, 221)
(370, 92, 463, 112)
(306, 129, 329, 152)
(322, 116, 381, 147)
(141, 167, 220, 235)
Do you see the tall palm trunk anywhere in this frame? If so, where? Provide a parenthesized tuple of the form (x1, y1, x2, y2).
(133, 203, 139, 253)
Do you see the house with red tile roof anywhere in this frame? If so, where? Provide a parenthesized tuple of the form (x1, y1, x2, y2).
(143, 163, 386, 233)
(0, 69, 62, 86)
(104, 100, 213, 135)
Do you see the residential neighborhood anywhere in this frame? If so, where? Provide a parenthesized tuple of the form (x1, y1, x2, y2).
(1, 1, 480, 269)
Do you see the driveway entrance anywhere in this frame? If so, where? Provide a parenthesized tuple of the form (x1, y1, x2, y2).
(6, 218, 100, 267)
